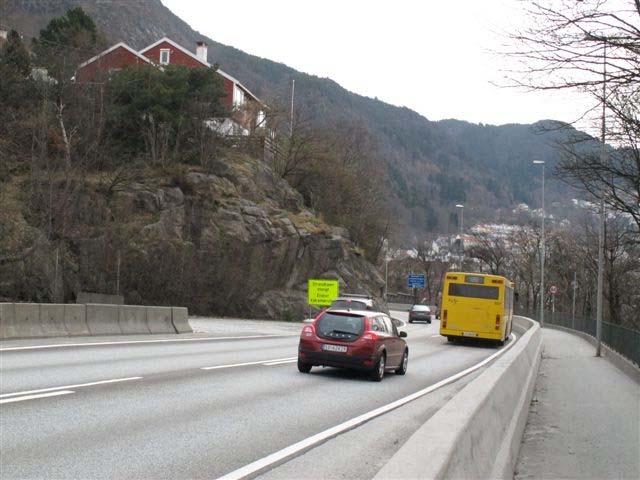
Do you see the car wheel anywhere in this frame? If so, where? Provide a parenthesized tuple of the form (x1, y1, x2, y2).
(427, 319, 432, 324)
(297, 359, 312, 373)
(408, 319, 413, 323)
(370, 352, 386, 382)
(395, 349, 408, 375)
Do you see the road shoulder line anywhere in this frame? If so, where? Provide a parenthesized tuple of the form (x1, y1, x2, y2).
(216, 333, 517, 480)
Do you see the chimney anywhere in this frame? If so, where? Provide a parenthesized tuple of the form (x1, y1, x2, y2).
(196, 41, 208, 63)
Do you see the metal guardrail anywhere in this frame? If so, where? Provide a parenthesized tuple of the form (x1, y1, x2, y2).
(517, 309, 639, 367)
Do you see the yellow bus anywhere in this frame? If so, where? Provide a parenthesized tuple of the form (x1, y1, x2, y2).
(439, 272, 514, 345)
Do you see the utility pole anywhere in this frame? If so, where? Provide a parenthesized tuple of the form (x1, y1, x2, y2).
(572, 271, 577, 330)
(116, 250, 121, 296)
(533, 160, 545, 327)
(290, 78, 295, 137)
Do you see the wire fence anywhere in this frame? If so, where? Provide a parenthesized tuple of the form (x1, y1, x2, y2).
(516, 309, 639, 367)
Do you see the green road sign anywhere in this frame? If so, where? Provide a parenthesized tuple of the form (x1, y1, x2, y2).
(308, 279, 339, 306)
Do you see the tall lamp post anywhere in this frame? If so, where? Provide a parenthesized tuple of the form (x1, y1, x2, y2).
(595, 41, 608, 357)
(455, 204, 464, 270)
(533, 160, 545, 327)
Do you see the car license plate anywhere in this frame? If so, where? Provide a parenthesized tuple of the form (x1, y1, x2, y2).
(462, 332, 478, 337)
(322, 344, 348, 353)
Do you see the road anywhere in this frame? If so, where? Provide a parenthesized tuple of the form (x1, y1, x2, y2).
(0, 313, 513, 479)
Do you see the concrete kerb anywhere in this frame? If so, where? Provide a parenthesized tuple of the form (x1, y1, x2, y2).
(118, 305, 150, 335)
(544, 323, 640, 383)
(39, 304, 69, 337)
(374, 316, 542, 480)
(86, 303, 121, 335)
(171, 307, 192, 334)
(146, 306, 176, 334)
(63, 304, 90, 336)
(0, 303, 17, 339)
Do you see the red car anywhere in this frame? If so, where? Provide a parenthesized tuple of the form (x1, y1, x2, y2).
(297, 309, 409, 381)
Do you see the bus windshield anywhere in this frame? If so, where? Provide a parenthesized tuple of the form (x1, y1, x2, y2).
(448, 283, 499, 300)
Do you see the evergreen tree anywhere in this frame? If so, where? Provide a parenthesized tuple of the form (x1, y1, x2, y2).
(1, 30, 31, 77)
(32, 7, 107, 80)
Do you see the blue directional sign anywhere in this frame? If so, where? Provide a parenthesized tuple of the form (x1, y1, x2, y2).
(407, 274, 426, 289)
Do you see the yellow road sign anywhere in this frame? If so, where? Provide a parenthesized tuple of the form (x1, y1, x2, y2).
(308, 279, 339, 306)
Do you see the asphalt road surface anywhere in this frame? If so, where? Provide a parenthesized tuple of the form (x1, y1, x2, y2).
(0, 313, 513, 479)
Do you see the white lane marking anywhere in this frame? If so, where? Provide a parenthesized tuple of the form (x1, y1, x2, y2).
(263, 359, 298, 366)
(201, 357, 297, 371)
(431, 334, 443, 337)
(0, 377, 143, 399)
(216, 333, 518, 480)
(0, 334, 297, 352)
(0, 390, 74, 404)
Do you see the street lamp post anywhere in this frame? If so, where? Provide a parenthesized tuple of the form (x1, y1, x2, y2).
(455, 204, 464, 270)
(533, 160, 545, 327)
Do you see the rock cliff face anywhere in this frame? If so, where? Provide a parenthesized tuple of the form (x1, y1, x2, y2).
(1, 153, 384, 320)
(134, 155, 384, 318)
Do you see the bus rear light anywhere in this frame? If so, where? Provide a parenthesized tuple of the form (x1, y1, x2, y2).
(442, 309, 447, 329)
(495, 314, 501, 330)
(491, 279, 504, 284)
(446, 275, 458, 280)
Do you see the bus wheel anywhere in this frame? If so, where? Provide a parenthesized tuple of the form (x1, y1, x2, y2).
(447, 336, 454, 343)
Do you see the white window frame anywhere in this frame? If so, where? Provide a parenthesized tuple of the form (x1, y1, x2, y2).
(232, 84, 245, 107)
(159, 48, 170, 65)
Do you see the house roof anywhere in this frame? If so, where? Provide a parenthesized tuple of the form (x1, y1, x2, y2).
(139, 36, 262, 104)
(77, 42, 155, 70)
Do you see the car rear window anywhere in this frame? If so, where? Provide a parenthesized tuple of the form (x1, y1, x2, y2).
(412, 305, 430, 311)
(448, 283, 499, 300)
(317, 313, 364, 340)
(330, 299, 368, 310)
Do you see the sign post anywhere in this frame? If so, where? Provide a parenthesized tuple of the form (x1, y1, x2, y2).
(308, 279, 339, 319)
(407, 274, 426, 305)
(549, 285, 558, 316)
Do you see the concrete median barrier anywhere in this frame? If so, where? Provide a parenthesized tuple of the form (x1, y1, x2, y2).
(118, 305, 150, 334)
(0, 302, 190, 339)
(63, 304, 90, 336)
(146, 306, 176, 334)
(375, 316, 542, 480)
(86, 304, 121, 335)
(13, 303, 44, 338)
(0, 303, 17, 339)
(40, 304, 69, 337)
(171, 307, 191, 333)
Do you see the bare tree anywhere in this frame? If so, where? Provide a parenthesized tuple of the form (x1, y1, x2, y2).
(466, 231, 511, 275)
(505, 0, 640, 230)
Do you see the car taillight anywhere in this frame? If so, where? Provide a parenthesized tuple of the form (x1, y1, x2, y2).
(362, 332, 378, 342)
(495, 314, 501, 330)
(302, 325, 315, 337)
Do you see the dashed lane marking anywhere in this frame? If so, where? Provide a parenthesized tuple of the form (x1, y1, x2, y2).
(0, 377, 143, 399)
(201, 357, 297, 371)
(0, 390, 74, 404)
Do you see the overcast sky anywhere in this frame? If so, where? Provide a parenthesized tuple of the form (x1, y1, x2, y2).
(162, 0, 596, 129)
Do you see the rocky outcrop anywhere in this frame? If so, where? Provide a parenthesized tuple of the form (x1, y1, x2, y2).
(102, 155, 382, 319)
(1, 153, 383, 319)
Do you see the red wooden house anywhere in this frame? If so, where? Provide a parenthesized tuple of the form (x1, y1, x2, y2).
(76, 37, 265, 134)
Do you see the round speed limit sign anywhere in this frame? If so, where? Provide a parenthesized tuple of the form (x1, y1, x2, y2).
(549, 285, 558, 295)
